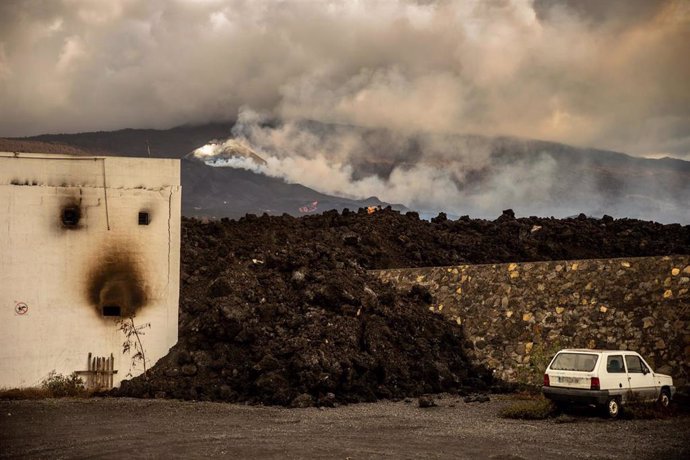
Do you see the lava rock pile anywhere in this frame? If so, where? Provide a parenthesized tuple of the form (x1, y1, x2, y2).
(117, 209, 690, 405)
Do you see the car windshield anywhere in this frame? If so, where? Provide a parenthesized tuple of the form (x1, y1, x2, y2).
(550, 353, 598, 372)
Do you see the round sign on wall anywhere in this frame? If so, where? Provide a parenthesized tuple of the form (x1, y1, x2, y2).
(14, 302, 29, 315)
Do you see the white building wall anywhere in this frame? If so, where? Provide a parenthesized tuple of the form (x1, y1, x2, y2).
(0, 153, 180, 388)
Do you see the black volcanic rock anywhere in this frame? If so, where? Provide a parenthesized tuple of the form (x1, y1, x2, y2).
(115, 209, 689, 405)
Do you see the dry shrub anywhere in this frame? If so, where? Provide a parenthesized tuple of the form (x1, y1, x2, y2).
(41, 372, 87, 397)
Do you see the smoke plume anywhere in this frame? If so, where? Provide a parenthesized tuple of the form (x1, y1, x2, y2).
(1, 0, 689, 160)
(193, 108, 690, 222)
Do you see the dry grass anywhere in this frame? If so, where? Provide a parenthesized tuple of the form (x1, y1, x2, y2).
(499, 395, 557, 420)
(0, 387, 52, 400)
(0, 372, 90, 400)
(622, 402, 675, 420)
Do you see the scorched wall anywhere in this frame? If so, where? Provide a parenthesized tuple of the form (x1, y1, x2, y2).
(0, 153, 181, 389)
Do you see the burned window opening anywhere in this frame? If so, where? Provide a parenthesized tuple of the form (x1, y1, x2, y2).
(87, 253, 147, 318)
(61, 207, 81, 226)
(102, 305, 122, 317)
(138, 212, 150, 225)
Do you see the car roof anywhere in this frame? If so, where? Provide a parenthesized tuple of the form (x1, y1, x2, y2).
(556, 349, 638, 354)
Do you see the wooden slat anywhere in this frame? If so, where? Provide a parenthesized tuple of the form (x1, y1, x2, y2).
(109, 353, 114, 389)
(77, 352, 119, 390)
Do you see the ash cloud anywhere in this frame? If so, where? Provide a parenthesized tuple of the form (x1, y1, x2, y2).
(1, 0, 689, 160)
(195, 108, 690, 223)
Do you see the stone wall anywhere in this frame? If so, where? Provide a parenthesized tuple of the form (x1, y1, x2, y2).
(373, 256, 690, 387)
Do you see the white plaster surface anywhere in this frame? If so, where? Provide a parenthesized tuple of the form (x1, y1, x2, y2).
(0, 153, 180, 388)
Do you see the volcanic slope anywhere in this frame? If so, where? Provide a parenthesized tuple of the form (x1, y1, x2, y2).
(117, 209, 690, 406)
(7, 121, 690, 222)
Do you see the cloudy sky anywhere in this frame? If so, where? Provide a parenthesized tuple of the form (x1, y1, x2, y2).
(1, 0, 689, 159)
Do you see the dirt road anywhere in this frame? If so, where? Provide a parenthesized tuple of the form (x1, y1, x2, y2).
(1, 396, 688, 459)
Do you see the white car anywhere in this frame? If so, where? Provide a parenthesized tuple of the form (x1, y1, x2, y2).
(542, 349, 675, 418)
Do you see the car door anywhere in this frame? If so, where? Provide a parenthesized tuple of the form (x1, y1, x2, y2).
(603, 354, 627, 396)
(624, 354, 657, 402)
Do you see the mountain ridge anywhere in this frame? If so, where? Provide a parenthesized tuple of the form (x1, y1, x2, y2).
(1, 121, 688, 222)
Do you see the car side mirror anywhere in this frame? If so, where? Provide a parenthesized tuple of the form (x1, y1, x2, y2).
(642, 367, 648, 375)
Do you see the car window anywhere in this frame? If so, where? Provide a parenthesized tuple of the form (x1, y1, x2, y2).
(606, 355, 625, 373)
(550, 353, 598, 372)
(625, 355, 646, 373)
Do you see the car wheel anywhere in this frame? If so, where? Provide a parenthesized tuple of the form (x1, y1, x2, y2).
(658, 389, 671, 409)
(604, 397, 620, 419)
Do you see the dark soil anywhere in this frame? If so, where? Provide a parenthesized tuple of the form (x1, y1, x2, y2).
(116, 208, 690, 406)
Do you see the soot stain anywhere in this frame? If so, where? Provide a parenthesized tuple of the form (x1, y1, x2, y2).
(86, 251, 148, 318)
(59, 193, 83, 230)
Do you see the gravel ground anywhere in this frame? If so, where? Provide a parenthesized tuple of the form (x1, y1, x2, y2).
(1, 396, 688, 459)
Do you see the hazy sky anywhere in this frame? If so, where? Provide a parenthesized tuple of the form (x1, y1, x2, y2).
(1, 0, 689, 159)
